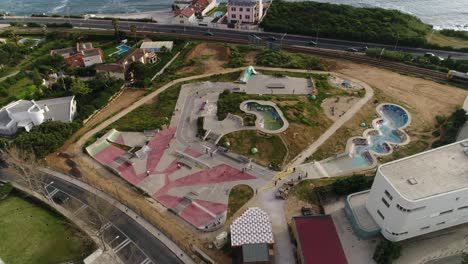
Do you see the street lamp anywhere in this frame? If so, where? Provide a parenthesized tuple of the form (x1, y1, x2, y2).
(109, 235, 120, 245)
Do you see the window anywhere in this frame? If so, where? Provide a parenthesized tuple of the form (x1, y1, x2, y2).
(420, 226, 430, 230)
(440, 209, 453, 215)
(382, 197, 390, 208)
(231, 7, 236, 11)
(246, 15, 250, 19)
(246, 8, 250, 12)
(436, 222, 445, 226)
(239, 14, 242, 19)
(458, 206, 468, 210)
(239, 8, 243, 11)
(384, 190, 393, 200)
(377, 210, 385, 220)
(231, 14, 236, 18)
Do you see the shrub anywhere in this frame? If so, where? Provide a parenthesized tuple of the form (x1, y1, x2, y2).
(373, 240, 401, 264)
(331, 174, 373, 195)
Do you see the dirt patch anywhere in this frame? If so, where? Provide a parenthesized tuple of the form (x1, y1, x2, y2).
(321, 96, 359, 121)
(284, 195, 320, 225)
(180, 43, 230, 74)
(244, 51, 258, 65)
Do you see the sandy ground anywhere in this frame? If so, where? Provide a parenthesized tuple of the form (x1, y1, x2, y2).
(179, 43, 230, 75)
(321, 96, 359, 122)
(325, 59, 468, 129)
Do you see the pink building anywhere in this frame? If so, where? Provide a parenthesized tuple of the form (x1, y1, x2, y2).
(227, 0, 263, 24)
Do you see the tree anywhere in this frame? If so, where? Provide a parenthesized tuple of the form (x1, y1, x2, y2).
(130, 24, 137, 43)
(70, 78, 91, 96)
(373, 239, 401, 264)
(1, 145, 45, 195)
(128, 61, 148, 81)
(461, 253, 468, 264)
(6, 29, 21, 46)
(111, 18, 120, 41)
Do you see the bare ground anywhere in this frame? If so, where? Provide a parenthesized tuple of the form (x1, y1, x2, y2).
(179, 43, 230, 74)
(321, 96, 359, 122)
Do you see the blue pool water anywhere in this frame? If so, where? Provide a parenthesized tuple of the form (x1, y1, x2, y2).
(350, 104, 410, 166)
(213, 11, 224, 18)
(116, 45, 130, 55)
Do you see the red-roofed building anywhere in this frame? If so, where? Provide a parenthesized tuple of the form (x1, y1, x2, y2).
(292, 215, 348, 264)
(174, 0, 217, 24)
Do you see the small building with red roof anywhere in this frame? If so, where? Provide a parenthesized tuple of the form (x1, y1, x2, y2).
(292, 215, 348, 264)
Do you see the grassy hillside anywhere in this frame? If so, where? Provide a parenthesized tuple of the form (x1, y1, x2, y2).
(261, 0, 431, 47)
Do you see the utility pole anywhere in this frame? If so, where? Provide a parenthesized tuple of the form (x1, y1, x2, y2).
(394, 33, 399, 51)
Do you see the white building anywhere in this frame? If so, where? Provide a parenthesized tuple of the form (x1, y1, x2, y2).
(140, 41, 174, 53)
(174, 7, 196, 24)
(0, 96, 77, 136)
(365, 139, 468, 241)
(227, 0, 263, 24)
(82, 49, 104, 67)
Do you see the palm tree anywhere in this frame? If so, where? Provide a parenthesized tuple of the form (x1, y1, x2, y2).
(130, 24, 137, 43)
(111, 18, 120, 41)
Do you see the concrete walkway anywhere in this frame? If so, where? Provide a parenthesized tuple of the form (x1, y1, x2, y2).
(40, 168, 196, 264)
(256, 188, 295, 264)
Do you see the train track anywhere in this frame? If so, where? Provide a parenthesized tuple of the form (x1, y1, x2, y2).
(15, 27, 449, 82)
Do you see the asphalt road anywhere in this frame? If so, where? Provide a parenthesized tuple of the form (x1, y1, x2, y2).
(0, 168, 183, 264)
(2, 17, 468, 60)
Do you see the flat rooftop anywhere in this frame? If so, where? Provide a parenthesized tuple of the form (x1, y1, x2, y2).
(380, 139, 468, 200)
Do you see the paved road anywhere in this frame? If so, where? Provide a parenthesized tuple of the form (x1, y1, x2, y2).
(0, 168, 190, 264)
(1, 17, 468, 60)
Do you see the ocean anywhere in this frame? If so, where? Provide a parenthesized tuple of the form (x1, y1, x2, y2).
(0, 0, 467, 30)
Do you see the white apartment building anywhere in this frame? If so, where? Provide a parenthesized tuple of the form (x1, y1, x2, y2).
(365, 139, 468, 241)
(227, 0, 263, 24)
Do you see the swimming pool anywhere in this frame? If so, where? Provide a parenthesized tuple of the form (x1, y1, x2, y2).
(240, 100, 289, 133)
(321, 103, 411, 174)
(116, 45, 130, 55)
(213, 11, 224, 18)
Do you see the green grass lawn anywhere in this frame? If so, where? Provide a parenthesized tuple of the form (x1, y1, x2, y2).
(221, 130, 287, 168)
(0, 194, 94, 264)
(227, 184, 254, 218)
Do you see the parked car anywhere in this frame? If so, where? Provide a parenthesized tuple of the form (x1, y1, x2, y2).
(301, 207, 314, 216)
(308, 41, 317, 46)
(205, 32, 214, 36)
(52, 192, 70, 205)
(424, 52, 436, 57)
(345, 47, 359, 52)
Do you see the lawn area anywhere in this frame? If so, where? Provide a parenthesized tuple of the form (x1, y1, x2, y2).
(0, 194, 94, 264)
(227, 184, 254, 218)
(427, 31, 468, 49)
(110, 84, 182, 132)
(256, 49, 324, 70)
(221, 130, 287, 168)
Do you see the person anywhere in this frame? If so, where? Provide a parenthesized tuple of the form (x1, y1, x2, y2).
(274, 180, 277, 186)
